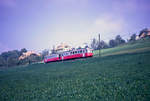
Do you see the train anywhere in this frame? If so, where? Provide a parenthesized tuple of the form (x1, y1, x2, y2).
(44, 48, 93, 63)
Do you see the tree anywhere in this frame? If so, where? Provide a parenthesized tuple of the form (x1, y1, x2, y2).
(115, 35, 126, 45)
(0, 56, 6, 67)
(51, 46, 56, 54)
(27, 54, 41, 64)
(0, 50, 20, 67)
(20, 48, 27, 55)
(0, 48, 43, 67)
(18, 58, 29, 65)
(91, 38, 98, 50)
(109, 35, 125, 48)
(42, 49, 49, 59)
(109, 39, 117, 48)
(1, 51, 10, 61)
(99, 40, 109, 49)
(7, 57, 19, 66)
(129, 34, 136, 41)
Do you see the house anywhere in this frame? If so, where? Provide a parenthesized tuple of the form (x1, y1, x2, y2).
(136, 35, 139, 40)
(55, 43, 72, 53)
(139, 28, 150, 38)
(19, 51, 41, 60)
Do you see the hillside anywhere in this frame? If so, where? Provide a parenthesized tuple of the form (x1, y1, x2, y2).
(94, 37, 150, 57)
(0, 38, 150, 101)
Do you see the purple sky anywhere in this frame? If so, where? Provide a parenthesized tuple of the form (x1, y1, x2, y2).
(0, 0, 150, 53)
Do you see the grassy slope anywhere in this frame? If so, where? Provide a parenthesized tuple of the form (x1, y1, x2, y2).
(0, 38, 150, 101)
(94, 38, 150, 57)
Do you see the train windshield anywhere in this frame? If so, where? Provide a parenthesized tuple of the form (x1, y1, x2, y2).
(87, 48, 93, 53)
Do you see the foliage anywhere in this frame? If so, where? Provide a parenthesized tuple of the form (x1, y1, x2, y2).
(0, 41, 150, 100)
(20, 48, 27, 55)
(91, 38, 109, 50)
(115, 35, 126, 45)
(42, 49, 49, 59)
(109, 39, 116, 48)
(99, 40, 109, 49)
(91, 38, 99, 50)
(0, 56, 6, 67)
(28, 54, 42, 63)
(0, 48, 42, 67)
(91, 35, 126, 50)
(109, 35, 125, 48)
(51, 46, 57, 54)
(0, 50, 20, 67)
(129, 34, 136, 42)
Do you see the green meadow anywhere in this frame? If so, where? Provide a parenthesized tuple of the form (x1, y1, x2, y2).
(0, 38, 150, 101)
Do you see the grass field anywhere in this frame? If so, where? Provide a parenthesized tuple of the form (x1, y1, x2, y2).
(0, 38, 150, 101)
(94, 38, 150, 57)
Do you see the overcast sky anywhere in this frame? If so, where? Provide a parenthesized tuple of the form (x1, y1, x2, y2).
(0, 0, 150, 53)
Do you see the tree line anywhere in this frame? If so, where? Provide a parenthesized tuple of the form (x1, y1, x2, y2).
(90, 35, 126, 50)
(0, 28, 149, 68)
(0, 34, 141, 68)
(0, 48, 44, 67)
(90, 31, 140, 50)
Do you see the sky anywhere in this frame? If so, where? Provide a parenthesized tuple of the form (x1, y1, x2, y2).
(0, 0, 150, 53)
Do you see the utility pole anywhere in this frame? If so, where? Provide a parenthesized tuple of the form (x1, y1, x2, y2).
(98, 34, 101, 57)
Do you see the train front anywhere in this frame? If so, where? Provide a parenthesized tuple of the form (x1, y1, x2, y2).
(86, 48, 93, 57)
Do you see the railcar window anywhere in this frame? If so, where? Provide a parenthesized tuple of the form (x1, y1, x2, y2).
(80, 50, 82, 53)
(66, 52, 69, 56)
(75, 51, 77, 54)
(73, 51, 74, 54)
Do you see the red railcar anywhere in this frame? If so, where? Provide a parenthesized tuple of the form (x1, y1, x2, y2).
(44, 48, 93, 63)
